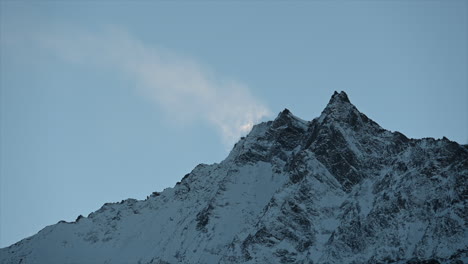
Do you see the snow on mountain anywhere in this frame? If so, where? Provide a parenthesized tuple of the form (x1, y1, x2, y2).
(1, 91, 466, 264)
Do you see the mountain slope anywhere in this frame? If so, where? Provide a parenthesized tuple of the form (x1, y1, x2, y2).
(1, 91, 466, 264)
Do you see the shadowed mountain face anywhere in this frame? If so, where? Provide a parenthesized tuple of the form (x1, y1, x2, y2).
(1, 91, 466, 264)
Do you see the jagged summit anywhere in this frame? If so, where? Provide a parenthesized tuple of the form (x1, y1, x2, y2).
(271, 108, 307, 129)
(271, 91, 361, 129)
(270, 91, 359, 131)
(273, 108, 293, 123)
(1, 92, 466, 264)
(279, 108, 291, 115)
(330, 90, 351, 104)
(275, 91, 352, 120)
(320, 90, 358, 118)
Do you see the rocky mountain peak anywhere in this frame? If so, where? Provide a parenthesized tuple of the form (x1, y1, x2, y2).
(271, 108, 307, 129)
(317, 91, 384, 135)
(330, 90, 351, 104)
(320, 90, 359, 122)
(1, 91, 466, 264)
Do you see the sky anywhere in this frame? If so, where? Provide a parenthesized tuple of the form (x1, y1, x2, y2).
(1, 1, 467, 248)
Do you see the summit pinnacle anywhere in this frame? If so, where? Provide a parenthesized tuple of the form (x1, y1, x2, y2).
(330, 90, 351, 103)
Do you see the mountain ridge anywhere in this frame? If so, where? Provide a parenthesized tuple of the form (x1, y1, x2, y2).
(1, 91, 466, 264)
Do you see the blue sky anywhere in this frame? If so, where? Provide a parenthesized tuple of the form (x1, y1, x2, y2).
(1, 1, 467, 247)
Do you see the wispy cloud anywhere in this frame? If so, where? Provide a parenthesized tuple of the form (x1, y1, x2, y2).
(36, 26, 271, 146)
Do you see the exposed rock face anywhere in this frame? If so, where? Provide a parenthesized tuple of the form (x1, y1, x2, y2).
(1, 91, 466, 264)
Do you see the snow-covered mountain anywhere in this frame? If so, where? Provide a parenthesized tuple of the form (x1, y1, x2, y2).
(1, 91, 466, 264)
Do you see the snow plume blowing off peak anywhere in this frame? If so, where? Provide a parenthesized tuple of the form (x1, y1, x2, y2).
(38, 26, 271, 146)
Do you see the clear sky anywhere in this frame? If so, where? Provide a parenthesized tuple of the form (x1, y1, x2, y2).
(1, 1, 467, 248)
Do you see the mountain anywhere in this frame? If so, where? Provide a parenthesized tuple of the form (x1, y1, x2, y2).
(1, 91, 466, 264)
